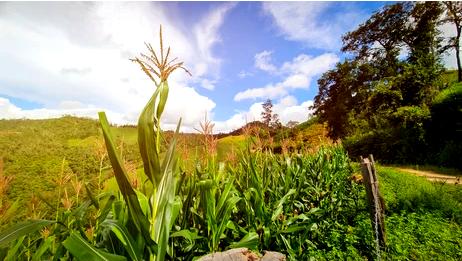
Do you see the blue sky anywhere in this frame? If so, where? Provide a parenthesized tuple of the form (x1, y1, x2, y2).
(0, 2, 457, 132)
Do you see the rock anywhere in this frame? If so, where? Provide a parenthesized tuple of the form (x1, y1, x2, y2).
(197, 248, 285, 261)
(261, 251, 286, 261)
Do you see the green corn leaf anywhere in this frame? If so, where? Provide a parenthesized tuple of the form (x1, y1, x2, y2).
(229, 231, 259, 250)
(85, 183, 100, 209)
(101, 219, 142, 261)
(215, 196, 240, 246)
(216, 179, 234, 217)
(271, 189, 296, 221)
(71, 200, 92, 221)
(0, 220, 55, 247)
(97, 195, 116, 224)
(63, 232, 127, 261)
(153, 119, 182, 261)
(280, 235, 296, 260)
(4, 236, 24, 261)
(171, 229, 203, 252)
(98, 112, 153, 246)
(32, 235, 55, 261)
(156, 81, 169, 121)
(136, 190, 150, 217)
(138, 88, 162, 185)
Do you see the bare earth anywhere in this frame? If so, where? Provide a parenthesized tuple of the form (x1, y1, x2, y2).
(395, 167, 461, 185)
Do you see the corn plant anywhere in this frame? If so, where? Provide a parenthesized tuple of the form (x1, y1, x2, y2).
(0, 26, 189, 261)
(96, 25, 190, 261)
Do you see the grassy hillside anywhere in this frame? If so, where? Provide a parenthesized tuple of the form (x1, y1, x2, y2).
(0, 117, 140, 223)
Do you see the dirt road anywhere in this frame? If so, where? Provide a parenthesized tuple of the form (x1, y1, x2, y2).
(395, 167, 461, 185)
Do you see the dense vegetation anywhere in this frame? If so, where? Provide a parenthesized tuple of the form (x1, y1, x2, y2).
(313, 2, 462, 169)
(1, 2, 462, 260)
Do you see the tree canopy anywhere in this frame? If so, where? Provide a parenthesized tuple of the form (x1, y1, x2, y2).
(313, 2, 461, 168)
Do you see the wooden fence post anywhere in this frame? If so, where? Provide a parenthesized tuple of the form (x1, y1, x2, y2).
(360, 154, 386, 249)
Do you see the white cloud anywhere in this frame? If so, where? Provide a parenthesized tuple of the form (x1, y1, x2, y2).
(192, 2, 236, 89)
(200, 79, 216, 91)
(238, 70, 253, 79)
(234, 84, 286, 101)
(0, 97, 130, 124)
(255, 50, 277, 73)
(274, 98, 314, 125)
(235, 53, 338, 101)
(281, 74, 309, 88)
(262, 2, 367, 51)
(213, 96, 314, 133)
(0, 2, 233, 130)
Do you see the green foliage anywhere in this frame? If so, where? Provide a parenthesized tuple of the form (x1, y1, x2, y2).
(314, 2, 459, 167)
(378, 166, 462, 223)
(63, 232, 127, 261)
(216, 135, 247, 160)
(0, 117, 103, 224)
(376, 166, 462, 259)
(384, 213, 462, 260)
(0, 220, 55, 247)
(172, 146, 368, 260)
(427, 83, 462, 169)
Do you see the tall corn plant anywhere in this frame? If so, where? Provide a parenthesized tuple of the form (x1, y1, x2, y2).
(99, 26, 190, 261)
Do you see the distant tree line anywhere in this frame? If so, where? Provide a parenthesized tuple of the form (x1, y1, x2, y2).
(312, 2, 462, 169)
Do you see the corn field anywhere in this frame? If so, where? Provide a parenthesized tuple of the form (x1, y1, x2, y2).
(0, 27, 370, 260)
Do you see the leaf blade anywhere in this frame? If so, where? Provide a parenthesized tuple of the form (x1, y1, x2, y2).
(0, 220, 55, 247)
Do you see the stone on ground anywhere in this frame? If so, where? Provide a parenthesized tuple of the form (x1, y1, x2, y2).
(197, 248, 285, 261)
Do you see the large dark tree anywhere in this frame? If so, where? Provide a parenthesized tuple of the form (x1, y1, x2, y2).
(314, 2, 448, 164)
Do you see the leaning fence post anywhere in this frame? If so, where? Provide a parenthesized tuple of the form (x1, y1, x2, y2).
(360, 154, 386, 255)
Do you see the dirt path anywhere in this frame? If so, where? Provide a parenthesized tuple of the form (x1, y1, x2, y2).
(395, 167, 461, 185)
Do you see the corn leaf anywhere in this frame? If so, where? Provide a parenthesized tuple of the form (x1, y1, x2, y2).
(171, 229, 203, 252)
(4, 236, 24, 261)
(229, 231, 259, 249)
(101, 219, 142, 261)
(85, 183, 100, 209)
(97, 195, 116, 224)
(98, 112, 153, 246)
(63, 232, 127, 261)
(138, 87, 162, 185)
(152, 119, 182, 261)
(32, 235, 55, 261)
(156, 81, 169, 121)
(0, 220, 55, 247)
(271, 189, 296, 221)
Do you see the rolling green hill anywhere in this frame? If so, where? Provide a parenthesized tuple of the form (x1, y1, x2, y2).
(0, 116, 140, 223)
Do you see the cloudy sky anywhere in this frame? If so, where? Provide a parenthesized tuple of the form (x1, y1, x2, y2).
(0, 2, 457, 133)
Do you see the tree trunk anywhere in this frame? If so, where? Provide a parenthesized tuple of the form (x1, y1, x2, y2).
(456, 28, 461, 82)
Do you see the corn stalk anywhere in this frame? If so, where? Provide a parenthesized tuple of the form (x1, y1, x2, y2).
(98, 25, 189, 261)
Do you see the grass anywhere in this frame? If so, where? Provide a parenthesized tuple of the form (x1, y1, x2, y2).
(216, 135, 247, 161)
(376, 166, 462, 260)
(378, 166, 462, 222)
